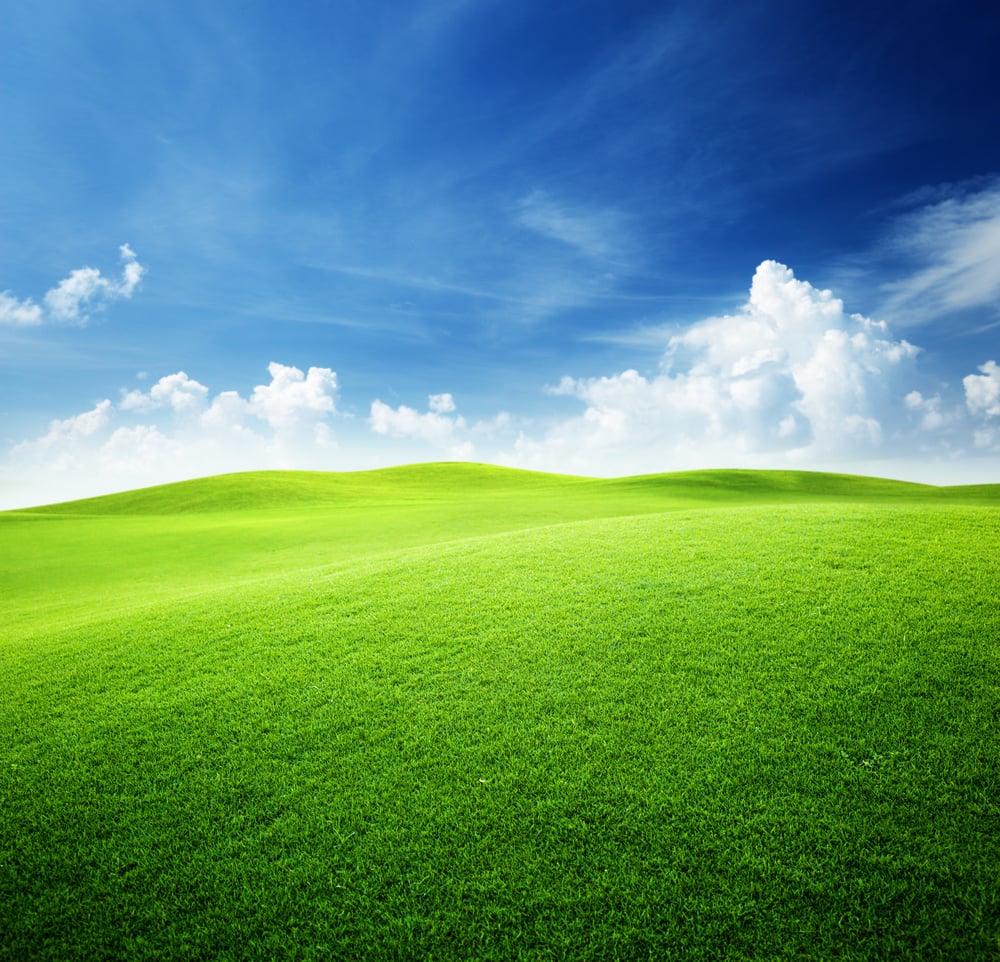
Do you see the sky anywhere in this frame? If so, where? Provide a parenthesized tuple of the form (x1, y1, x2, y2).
(2, 0, 1000, 507)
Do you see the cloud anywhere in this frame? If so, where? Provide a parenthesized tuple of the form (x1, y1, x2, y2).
(0, 292, 44, 327)
(5, 260, 999, 508)
(512, 261, 924, 473)
(904, 390, 950, 432)
(366, 393, 516, 461)
(516, 191, 624, 261)
(2, 361, 479, 506)
(428, 392, 456, 414)
(201, 390, 250, 432)
(6, 362, 341, 505)
(964, 360, 1000, 418)
(121, 372, 210, 413)
(101, 425, 177, 471)
(0, 244, 146, 327)
(248, 362, 338, 428)
(370, 394, 471, 454)
(880, 178, 1000, 324)
(30, 400, 115, 449)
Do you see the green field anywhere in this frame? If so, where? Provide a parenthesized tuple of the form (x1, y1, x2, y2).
(2, 463, 998, 960)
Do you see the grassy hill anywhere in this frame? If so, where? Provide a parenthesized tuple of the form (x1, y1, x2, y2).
(1, 465, 998, 960)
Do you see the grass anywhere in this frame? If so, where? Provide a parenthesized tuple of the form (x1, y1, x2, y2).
(1, 463, 998, 960)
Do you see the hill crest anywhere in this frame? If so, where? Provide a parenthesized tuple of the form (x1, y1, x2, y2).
(10, 462, 996, 516)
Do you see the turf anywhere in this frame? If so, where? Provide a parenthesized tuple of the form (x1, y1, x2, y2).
(1, 464, 998, 960)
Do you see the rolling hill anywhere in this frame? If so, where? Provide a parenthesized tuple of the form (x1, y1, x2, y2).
(2, 465, 997, 960)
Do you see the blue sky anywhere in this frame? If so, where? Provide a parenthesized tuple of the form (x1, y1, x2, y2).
(2, 0, 1000, 505)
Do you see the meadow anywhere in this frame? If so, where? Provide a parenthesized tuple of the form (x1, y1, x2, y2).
(1, 463, 997, 960)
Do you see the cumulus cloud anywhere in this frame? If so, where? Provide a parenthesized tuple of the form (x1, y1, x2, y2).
(512, 261, 923, 473)
(7, 252, 999, 507)
(121, 372, 210, 413)
(31, 400, 114, 449)
(370, 394, 472, 455)
(964, 360, 1000, 418)
(248, 362, 337, 428)
(0, 292, 44, 327)
(101, 425, 176, 471)
(6, 362, 341, 506)
(201, 390, 250, 432)
(0, 244, 146, 327)
(366, 393, 517, 462)
(428, 392, 456, 414)
(904, 390, 949, 432)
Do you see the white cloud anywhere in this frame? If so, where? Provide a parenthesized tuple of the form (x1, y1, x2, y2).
(248, 362, 338, 429)
(904, 390, 949, 432)
(0, 291, 44, 327)
(972, 428, 999, 451)
(6, 254, 999, 508)
(200, 390, 250, 432)
(365, 393, 517, 461)
(511, 261, 924, 473)
(31, 400, 114, 448)
(44, 268, 111, 323)
(5, 401, 117, 490)
(101, 425, 177, 471)
(881, 178, 1000, 323)
(121, 372, 210, 413)
(1, 244, 146, 327)
(428, 392, 456, 414)
(118, 244, 144, 293)
(4, 362, 342, 506)
(370, 395, 470, 453)
(964, 360, 1000, 418)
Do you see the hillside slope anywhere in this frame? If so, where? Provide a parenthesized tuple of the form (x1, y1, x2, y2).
(3, 464, 996, 641)
(1, 485, 997, 960)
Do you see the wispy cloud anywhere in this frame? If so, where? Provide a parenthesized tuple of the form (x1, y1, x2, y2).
(322, 254, 623, 329)
(0, 245, 146, 327)
(879, 177, 1000, 325)
(321, 262, 519, 305)
(516, 191, 626, 262)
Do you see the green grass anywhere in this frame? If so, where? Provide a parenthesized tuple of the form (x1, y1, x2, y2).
(1, 464, 998, 960)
